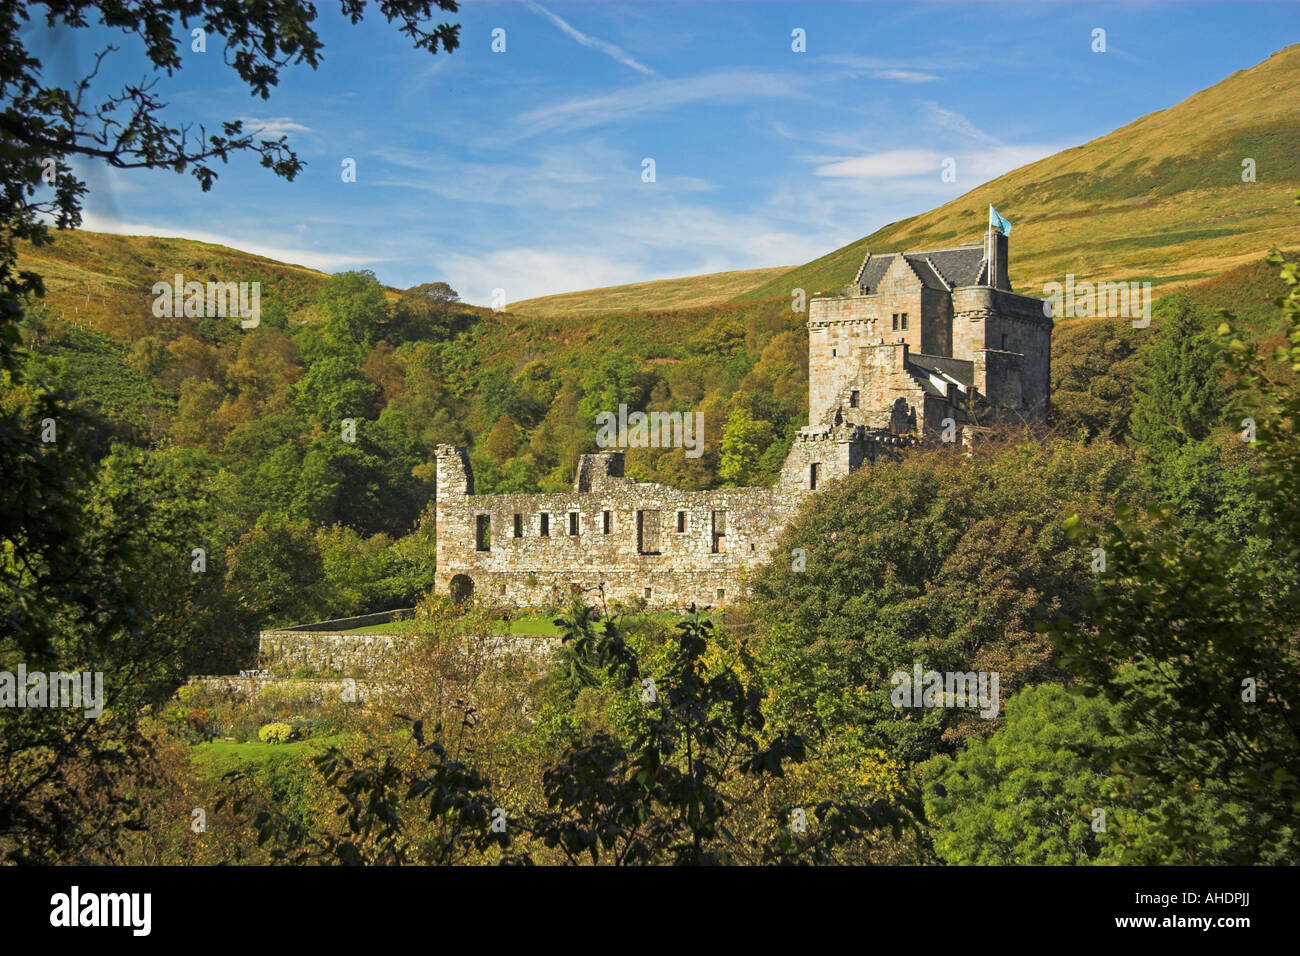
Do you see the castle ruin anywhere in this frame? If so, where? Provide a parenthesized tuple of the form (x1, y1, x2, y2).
(434, 225, 1050, 609)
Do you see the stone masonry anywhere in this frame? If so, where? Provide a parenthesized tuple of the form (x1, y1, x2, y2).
(435, 226, 1049, 609)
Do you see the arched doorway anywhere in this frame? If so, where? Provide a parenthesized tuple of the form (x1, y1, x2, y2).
(449, 574, 474, 604)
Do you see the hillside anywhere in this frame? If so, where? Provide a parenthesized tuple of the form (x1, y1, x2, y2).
(737, 44, 1300, 304)
(16, 230, 334, 341)
(508, 266, 791, 318)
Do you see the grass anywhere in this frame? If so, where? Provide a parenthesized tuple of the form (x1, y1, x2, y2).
(507, 266, 792, 318)
(15, 229, 328, 343)
(346, 614, 564, 635)
(345, 609, 705, 636)
(189, 734, 349, 775)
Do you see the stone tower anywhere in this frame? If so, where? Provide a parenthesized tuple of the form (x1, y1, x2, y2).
(805, 228, 1051, 439)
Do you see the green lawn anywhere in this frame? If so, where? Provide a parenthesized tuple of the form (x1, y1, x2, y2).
(189, 734, 348, 775)
(343, 616, 567, 635)
(346, 610, 706, 636)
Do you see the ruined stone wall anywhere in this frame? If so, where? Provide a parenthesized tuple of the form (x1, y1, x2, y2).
(435, 450, 818, 608)
(185, 675, 378, 704)
(808, 295, 879, 425)
(258, 630, 404, 676)
(834, 342, 930, 432)
(779, 427, 861, 487)
(256, 629, 558, 678)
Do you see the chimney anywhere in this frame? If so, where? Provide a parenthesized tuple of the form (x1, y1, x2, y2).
(986, 228, 1010, 290)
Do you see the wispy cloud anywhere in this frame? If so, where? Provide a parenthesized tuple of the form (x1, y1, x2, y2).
(872, 69, 940, 83)
(814, 149, 944, 179)
(818, 54, 944, 83)
(508, 68, 809, 140)
(525, 2, 655, 76)
(811, 143, 1067, 185)
(238, 116, 310, 138)
(438, 245, 649, 306)
(918, 102, 998, 144)
(809, 103, 1072, 187)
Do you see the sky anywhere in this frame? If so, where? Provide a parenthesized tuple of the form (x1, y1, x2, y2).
(30, 1, 1300, 306)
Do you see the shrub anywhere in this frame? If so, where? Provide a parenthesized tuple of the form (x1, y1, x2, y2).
(258, 722, 297, 745)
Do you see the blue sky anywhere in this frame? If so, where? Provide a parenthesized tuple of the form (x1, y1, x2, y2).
(36, 1, 1300, 305)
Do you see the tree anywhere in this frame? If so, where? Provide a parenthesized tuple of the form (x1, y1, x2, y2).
(172, 379, 225, 449)
(316, 271, 389, 349)
(291, 354, 380, 425)
(0, 429, 230, 860)
(530, 606, 918, 865)
(387, 284, 476, 343)
(1129, 295, 1224, 449)
(718, 405, 775, 485)
(127, 336, 170, 380)
(1050, 320, 1147, 441)
(925, 684, 1117, 864)
(1126, 294, 1259, 534)
(924, 683, 1251, 864)
(749, 439, 1137, 763)
(482, 413, 521, 464)
(224, 517, 327, 627)
(408, 281, 459, 302)
(1048, 246, 1300, 864)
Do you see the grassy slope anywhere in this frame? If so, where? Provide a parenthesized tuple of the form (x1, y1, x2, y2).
(737, 44, 1300, 303)
(16, 230, 331, 338)
(508, 266, 791, 318)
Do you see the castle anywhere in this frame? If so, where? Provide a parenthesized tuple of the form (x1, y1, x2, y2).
(434, 225, 1051, 608)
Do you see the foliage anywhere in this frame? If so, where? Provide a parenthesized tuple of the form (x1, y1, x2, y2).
(0, 404, 205, 860)
(225, 517, 329, 628)
(1047, 245, 1300, 864)
(228, 605, 919, 865)
(530, 607, 919, 865)
(924, 683, 1254, 864)
(749, 438, 1137, 763)
(258, 722, 297, 745)
(718, 405, 777, 485)
(228, 713, 513, 866)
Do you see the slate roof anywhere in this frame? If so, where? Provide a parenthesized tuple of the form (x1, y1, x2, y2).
(854, 253, 892, 291)
(908, 353, 975, 387)
(919, 245, 987, 288)
(908, 257, 950, 291)
(854, 243, 987, 293)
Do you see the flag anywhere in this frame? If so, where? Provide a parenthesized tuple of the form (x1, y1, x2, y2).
(988, 204, 1012, 236)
